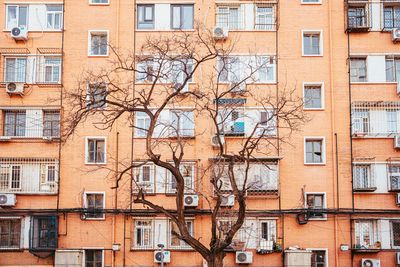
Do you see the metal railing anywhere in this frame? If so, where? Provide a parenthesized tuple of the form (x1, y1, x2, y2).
(353, 164, 376, 191)
(0, 158, 58, 194)
(2, 110, 60, 139)
(351, 102, 400, 137)
(346, 2, 372, 32)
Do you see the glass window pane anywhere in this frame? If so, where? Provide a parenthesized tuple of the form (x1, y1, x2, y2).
(7, 6, 17, 29)
(18, 6, 28, 28)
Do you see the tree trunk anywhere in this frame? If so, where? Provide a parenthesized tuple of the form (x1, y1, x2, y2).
(206, 253, 225, 267)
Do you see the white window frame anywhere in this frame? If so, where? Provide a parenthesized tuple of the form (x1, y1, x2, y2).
(304, 137, 326, 165)
(0, 216, 23, 250)
(89, 0, 110, 5)
(258, 219, 277, 243)
(88, 30, 109, 57)
(133, 219, 154, 249)
(83, 192, 106, 220)
(133, 163, 155, 194)
(304, 192, 327, 220)
(43, 57, 62, 84)
(350, 57, 368, 83)
(169, 110, 195, 138)
(46, 5, 63, 30)
(306, 248, 328, 267)
(301, 0, 322, 4)
(85, 136, 107, 164)
(5, 5, 29, 30)
(134, 112, 151, 138)
(166, 162, 195, 194)
(354, 220, 378, 249)
(169, 219, 194, 249)
(303, 82, 324, 110)
(83, 248, 105, 267)
(4, 57, 27, 83)
(302, 30, 323, 57)
(41, 163, 58, 188)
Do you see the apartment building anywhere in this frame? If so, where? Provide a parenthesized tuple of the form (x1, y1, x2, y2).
(0, 0, 398, 267)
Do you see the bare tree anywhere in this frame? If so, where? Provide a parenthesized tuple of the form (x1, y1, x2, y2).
(62, 24, 307, 267)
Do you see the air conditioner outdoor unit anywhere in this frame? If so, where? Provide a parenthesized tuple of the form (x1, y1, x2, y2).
(361, 258, 380, 267)
(213, 26, 228, 40)
(396, 193, 400, 205)
(397, 252, 400, 265)
(392, 28, 400, 42)
(235, 251, 253, 264)
(184, 194, 199, 207)
(0, 193, 16, 206)
(0, 136, 11, 141)
(11, 26, 28, 40)
(6, 82, 24, 95)
(220, 195, 234, 207)
(154, 250, 171, 263)
(211, 135, 225, 148)
(395, 136, 400, 149)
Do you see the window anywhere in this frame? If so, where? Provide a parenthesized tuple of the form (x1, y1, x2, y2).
(387, 110, 398, 133)
(353, 164, 374, 190)
(171, 5, 194, 30)
(389, 165, 400, 191)
(302, 31, 322, 56)
(135, 112, 151, 137)
(0, 165, 21, 190)
(84, 192, 105, 219)
(350, 58, 367, 82)
(255, 5, 275, 30)
(85, 249, 103, 267)
(30, 216, 57, 250)
(311, 250, 326, 267)
(6, 5, 28, 30)
(392, 221, 400, 248)
(170, 110, 195, 137)
(168, 163, 195, 193)
(305, 138, 324, 164)
(137, 5, 154, 29)
(90, 0, 109, 4)
(43, 58, 61, 83)
(216, 6, 241, 30)
(136, 60, 154, 83)
(44, 165, 57, 185)
(247, 164, 278, 192)
(302, 0, 321, 3)
(348, 7, 368, 28)
(386, 57, 400, 83)
(134, 220, 153, 248)
(134, 164, 155, 193)
(43, 111, 60, 137)
(4, 57, 27, 83)
(218, 109, 245, 136)
(4, 111, 26, 137)
(46, 5, 63, 30)
(305, 193, 325, 219)
(89, 31, 108, 56)
(259, 220, 276, 242)
(384, 6, 400, 29)
(217, 56, 275, 84)
(87, 83, 107, 109)
(0, 218, 21, 249)
(170, 220, 193, 248)
(258, 110, 276, 136)
(354, 220, 376, 249)
(304, 84, 323, 109)
(352, 108, 369, 135)
(86, 138, 106, 164)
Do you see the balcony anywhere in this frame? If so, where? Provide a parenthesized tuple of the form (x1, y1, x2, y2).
(351, 102, 400, 137)
(1, 109, 60, 140)
(29, 216, 58, 254)
(346, 1, 372, 32)
(353, 220, 382, 253)
(0, 158, 58, 194)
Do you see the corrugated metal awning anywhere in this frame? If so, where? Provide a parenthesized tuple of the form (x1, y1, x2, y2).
(0, 48, 30, 54)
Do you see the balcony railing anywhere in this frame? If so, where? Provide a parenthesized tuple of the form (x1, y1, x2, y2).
(352, 102, 400, 137)
(2, 109, 60, 139)
(0, 158, 58, 194)
(346, 1, 372, 32)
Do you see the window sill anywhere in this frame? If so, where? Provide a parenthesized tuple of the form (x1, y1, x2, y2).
(82, 217, 106, 221)
(88, 55, 109, 58)
(302, 54, 324, 57)
(304, 108, 324, 111)
(89, 3, 110, 6)
(135, 29, 195, 32)
(0, 248, 23, 252)
(3, 29, 63, 33)
(84, 162, 107, 165)
(304, 162, 326, 166)
(351, 82, 398, 85)
(308, 217, 327, 221)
